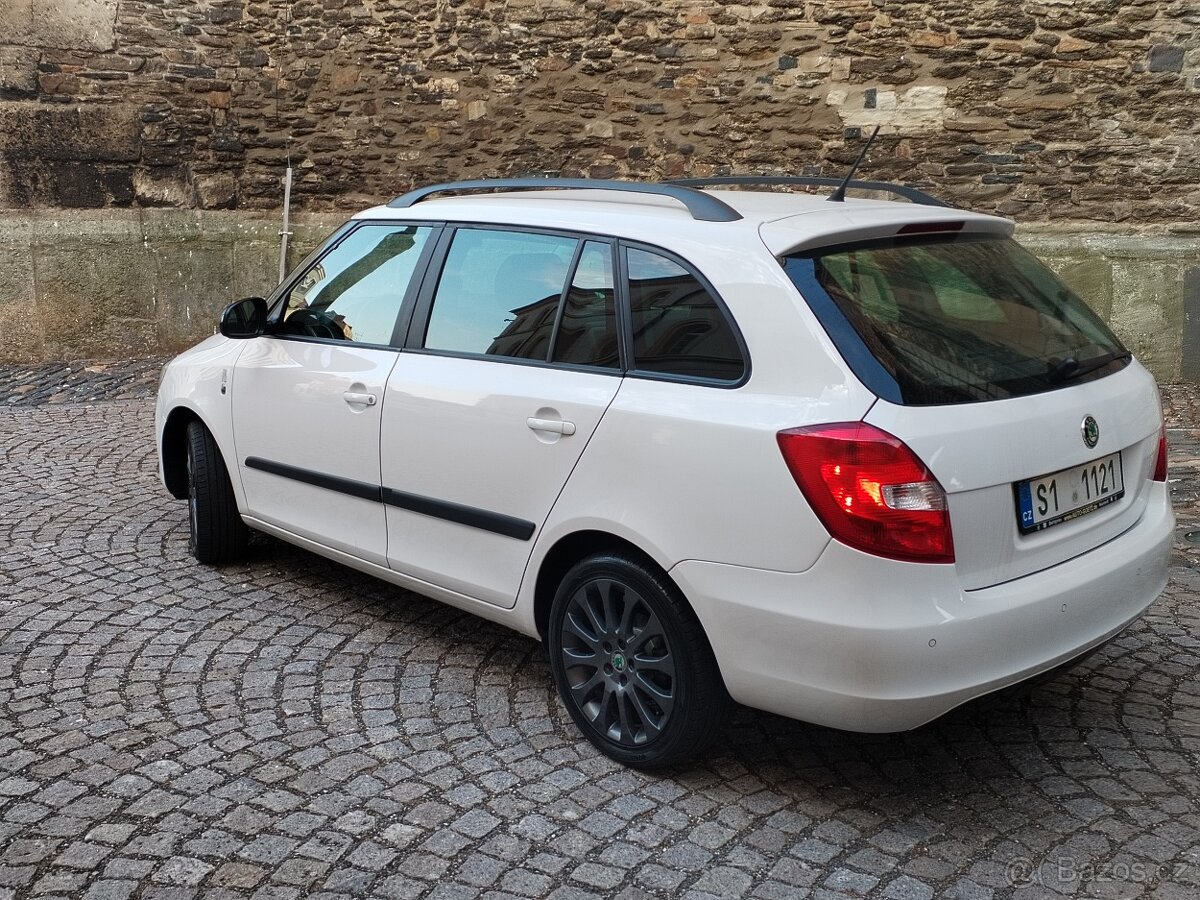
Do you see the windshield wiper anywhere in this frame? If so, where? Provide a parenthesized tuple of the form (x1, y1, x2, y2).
(1048, 349, 1131, 384)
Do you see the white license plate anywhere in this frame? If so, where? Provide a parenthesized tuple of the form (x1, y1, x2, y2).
(1015, 452, 1124, 533)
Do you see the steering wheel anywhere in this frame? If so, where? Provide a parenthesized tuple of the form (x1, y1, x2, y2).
(282, 308, 345, 340)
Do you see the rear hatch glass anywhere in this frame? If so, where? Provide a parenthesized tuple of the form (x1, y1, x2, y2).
(782, 234, 1130, 406)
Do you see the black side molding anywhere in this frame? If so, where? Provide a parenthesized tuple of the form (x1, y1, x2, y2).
(244, 457, 382, 503)
(382, 488, 535, 541)
(244, 457, 536, 541)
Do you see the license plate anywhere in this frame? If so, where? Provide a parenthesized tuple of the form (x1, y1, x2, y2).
(1015, 452, 1124, 534)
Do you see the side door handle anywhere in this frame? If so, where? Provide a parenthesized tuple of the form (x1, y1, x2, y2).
(344, 391, 377, 407)
(527, 417, 576, 436)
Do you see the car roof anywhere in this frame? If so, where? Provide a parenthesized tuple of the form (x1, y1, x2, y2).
(352, 187, 1014, 256)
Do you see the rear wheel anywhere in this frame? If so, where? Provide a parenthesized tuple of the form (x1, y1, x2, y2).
(547, 552, 730, 768)
(185, 420, 248, 564)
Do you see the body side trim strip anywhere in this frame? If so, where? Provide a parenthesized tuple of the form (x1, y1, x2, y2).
(244, 456, 536, 541)
(244, 457, 382, 502)
(382, 487, 536, 541)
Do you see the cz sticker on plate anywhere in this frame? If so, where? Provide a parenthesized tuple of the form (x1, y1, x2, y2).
(1015, 452, 1124, 534)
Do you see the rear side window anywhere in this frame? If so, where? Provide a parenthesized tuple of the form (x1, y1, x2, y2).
(626, 247, 745, 382)
(784, 235, 1129, 405)
(424, 229, 577, 359)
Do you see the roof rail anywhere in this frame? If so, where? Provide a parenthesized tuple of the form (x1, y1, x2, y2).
(667, 176, 949, 208)
(385, 178, 744, 222)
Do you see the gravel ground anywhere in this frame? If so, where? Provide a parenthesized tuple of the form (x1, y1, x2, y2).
(1, 358, 1197, 900)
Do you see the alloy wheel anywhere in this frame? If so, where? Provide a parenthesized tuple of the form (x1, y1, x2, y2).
(558, 577, 676, 746)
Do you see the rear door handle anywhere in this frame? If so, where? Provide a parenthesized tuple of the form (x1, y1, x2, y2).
(527, 417, 576, 436)
(344, 391, 377, 407)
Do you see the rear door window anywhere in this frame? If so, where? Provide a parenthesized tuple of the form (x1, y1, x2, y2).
(784, 235, 1128, 405)
(423, 228, 577, 360)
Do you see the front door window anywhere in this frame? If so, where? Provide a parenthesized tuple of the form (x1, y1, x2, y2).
(280, 224, 434, 345)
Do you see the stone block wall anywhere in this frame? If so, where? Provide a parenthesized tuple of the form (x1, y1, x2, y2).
(0, 210, 339, 361)
(1022, 231, 1200, 382)
(2, 209, 1196, 384)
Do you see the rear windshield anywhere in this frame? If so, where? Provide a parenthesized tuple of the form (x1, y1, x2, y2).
(783, 234, 1129, 405)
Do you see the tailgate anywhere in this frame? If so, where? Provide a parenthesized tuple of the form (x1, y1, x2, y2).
(864, 362, 1163, 590)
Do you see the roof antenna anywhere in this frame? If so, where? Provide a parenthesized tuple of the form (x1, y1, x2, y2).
(828, 125, 881, 203)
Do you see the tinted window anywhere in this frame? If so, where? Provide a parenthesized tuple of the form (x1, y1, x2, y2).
(626, 248, 745, 381)
(552, 241, 618, 369)
(425, 229, 577, 359)
(279, 224, 432, 345)
(784, 235, 1129, 405)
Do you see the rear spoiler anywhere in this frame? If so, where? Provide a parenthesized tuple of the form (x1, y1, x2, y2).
(760, 208, 1014, 256)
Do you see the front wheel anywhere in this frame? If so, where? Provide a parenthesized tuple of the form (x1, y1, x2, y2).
(547, 552, 730, 768)
(185, 420, 248, 564)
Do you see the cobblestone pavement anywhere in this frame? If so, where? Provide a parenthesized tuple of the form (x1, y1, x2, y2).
(1, 359, 168, 408)
(1, 360, 1198, 900)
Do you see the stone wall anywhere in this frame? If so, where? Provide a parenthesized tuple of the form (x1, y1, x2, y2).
(0, 0, 1196, 221)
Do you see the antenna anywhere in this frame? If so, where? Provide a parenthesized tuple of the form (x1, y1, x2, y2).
(828, 125, 881, 203)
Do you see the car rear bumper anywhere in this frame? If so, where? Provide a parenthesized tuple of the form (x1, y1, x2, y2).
(671, 483, 1173, 732)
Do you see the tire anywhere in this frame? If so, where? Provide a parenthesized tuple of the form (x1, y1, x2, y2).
(547, 551, 731, 769)
(185, 420, 249, 564)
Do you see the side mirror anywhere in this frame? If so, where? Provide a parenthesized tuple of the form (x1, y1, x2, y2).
(219, 297, 268, 339)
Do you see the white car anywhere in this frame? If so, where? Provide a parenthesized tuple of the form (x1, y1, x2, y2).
(156, 178, 1173, 768)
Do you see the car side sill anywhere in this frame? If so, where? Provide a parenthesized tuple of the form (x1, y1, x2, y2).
(241, 516, 535, 628)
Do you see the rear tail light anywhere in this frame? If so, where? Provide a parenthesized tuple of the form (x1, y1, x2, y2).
(777, 422, 954, 564)
(1153, 424, 1168, 482)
